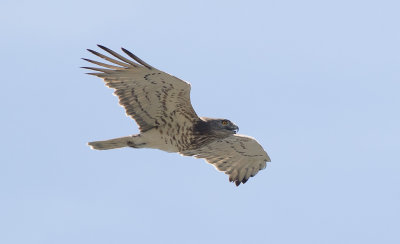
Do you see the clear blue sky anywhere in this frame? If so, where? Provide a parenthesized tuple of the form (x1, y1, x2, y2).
(1, 0, 399, 243)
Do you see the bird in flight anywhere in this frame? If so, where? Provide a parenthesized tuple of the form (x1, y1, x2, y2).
(83, 45, 271, 186)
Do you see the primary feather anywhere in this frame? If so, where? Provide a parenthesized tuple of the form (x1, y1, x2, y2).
(83, 45, 271, 186)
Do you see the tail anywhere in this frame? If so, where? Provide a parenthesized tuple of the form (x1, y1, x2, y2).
(88, 136, 133, 150)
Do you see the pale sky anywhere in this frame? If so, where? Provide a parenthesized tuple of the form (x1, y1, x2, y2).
(1, 0, 399, 243)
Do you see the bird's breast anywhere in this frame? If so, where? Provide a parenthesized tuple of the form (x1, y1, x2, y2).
(140, 126, 195, 153)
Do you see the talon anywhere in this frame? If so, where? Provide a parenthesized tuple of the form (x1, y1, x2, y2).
(127, 141, 137, 148)
(127, 141, 146, 148)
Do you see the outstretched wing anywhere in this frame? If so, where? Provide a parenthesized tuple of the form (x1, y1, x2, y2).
(82, 45, 199, 132)
(181, 134, 271, 186)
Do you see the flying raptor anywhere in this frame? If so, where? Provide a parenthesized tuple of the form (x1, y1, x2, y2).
(83, 45, 271, 186)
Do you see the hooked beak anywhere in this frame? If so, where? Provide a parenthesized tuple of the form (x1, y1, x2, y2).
(232, 125, 239, 134)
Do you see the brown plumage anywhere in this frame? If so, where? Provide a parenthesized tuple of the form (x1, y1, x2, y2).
(83, 45, 271, 186)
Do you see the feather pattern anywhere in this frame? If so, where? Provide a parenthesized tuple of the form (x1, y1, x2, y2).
(181, 134, 270, 186)
(83, 45, 199, 133)
(84, 45, 271, 186)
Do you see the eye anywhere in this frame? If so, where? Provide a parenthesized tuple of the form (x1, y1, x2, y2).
(221, 120, 228, 126)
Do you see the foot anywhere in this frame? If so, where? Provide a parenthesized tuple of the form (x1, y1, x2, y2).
(127, 140, 146, 148)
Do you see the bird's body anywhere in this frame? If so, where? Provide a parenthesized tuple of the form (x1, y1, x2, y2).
(83, 45, 271, 186)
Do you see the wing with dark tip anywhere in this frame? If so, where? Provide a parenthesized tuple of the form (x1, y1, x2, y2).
(82, 45, 199, 132)
(181, 134, 271, 186)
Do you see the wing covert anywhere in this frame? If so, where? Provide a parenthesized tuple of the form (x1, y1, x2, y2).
(82, 45, 199, 132)
(181, 134, 271, 186)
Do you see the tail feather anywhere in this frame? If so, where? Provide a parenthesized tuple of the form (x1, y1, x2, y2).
(88, 136, 132, 150)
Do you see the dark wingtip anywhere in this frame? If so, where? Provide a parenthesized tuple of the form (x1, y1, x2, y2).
(235, 181, 241, 186)
(121, 47, 153, 69)
(121, 47, 133, 55)
(97, 44, 113, 52)
(97, 44, 111, 52)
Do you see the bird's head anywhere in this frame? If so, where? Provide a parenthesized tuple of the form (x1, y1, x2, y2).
(199, 117, 239, 137)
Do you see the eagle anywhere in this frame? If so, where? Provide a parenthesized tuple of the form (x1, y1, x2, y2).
(83, 45, 271, 186)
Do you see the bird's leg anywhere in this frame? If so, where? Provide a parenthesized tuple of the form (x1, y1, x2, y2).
(127, 141, 146, 148)
(127, 134, 147, 148)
